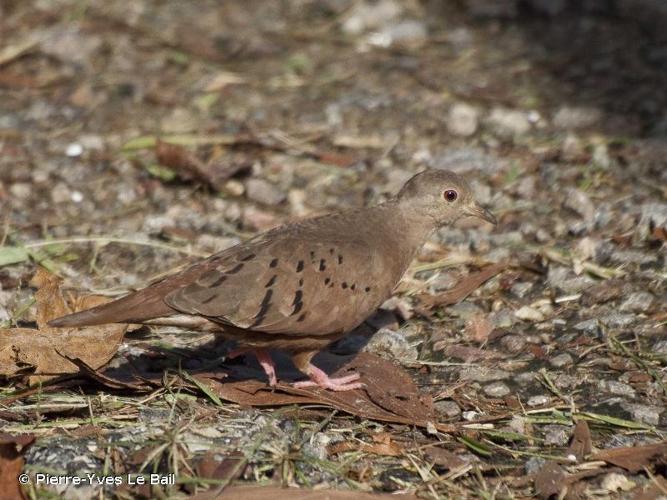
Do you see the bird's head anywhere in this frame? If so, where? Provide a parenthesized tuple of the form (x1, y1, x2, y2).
(396, 169, 497, 226)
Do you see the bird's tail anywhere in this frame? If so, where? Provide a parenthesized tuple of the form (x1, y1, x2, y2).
(48, 288, 174, 327)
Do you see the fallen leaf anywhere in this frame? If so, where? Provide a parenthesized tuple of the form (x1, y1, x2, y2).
(328, 433, 403, 457)
(195, 352, 451, 432)
(0, 268, 127, 383)
(196, 450, 245, 482)
(417, 262, 506, 311)
(567, 420, 592, 462)
(0, 433, 35, 500)
(534, 461, 567, 499)
(424, 447, 467, 470)
(464, 314, 494, 344)
(213, 485, 416, 500)
(591, 442, 667, 473)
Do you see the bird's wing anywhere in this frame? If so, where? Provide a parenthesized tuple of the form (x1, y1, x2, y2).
(164, 235, 387, 336)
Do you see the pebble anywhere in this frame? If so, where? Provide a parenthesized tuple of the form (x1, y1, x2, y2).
(446, 103, 479, 137)
(543, 425, 570, 446)
(652, 340, 667, 354)
(434, 400, 461, 418)
(510, 282, 533, 298)
(549, 353, 573, 368)
(342, 0, 401, 34)
(9, 182, 31, 199)
(620, 402, 662, 426)
(619, 292, 655, 313)
(600, 472, 635, 492)
(483, 381, 511, 397)
(364, 328, 419, 362)
(547, 266, 595, 294)
(514, 306, 544, 322)
(634, 202, 667, 242)
(598, 380, 636, 398)
(490, 309, 514, 329)
(527, 395, 549, 407)
(487, 107, 531, 138)
(564, 188, 595, 221)
(573, 318, 600, 335)
(459, 366, 510, 382)
(462, 410, 480, 421)
(524, 457, 546, 475)
(245, 178, 286, 206)
(600, 313, 636, 329)
(65, 143, 83, 157)
(499, 334, 526, 353)
(372, 20, 428, 47)
(553, 106, 602, 129)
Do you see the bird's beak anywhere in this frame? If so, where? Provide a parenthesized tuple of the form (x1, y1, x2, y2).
(467, 203, 498, 225)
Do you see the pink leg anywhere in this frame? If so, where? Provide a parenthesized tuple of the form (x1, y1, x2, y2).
(293, 364, 364, 391)
(226, 348, 277, 387)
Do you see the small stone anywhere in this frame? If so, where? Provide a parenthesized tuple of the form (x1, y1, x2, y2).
(514, 306, 544, 322)
(65, 143, 83, 157)
(619, 292, 655, 313)
(487, 107, 531, 138)
(375, 20, 428, 47)
(549, 353, 573, 368)
(564, 188, 595, 221)
(9, 182, 31, 199)
(620, 403, 662, 426)
(600, 472, 635, 492)
(634, 202, 667, 242)
(527, 395, 549, 407)
(499, 334, 526, 353)
(483, 381, 511, 397)
(459, 366, 510, 382)
(342, 0, 401, 34)
(364, 328, 418, 362)
(573, 318, 600, 334)
(652, 340, 667, 354)
(510, 282, 533, 298)
(51, 182, 71, 204)
(543, 425, 570, 446)
(446, 103, 479, 137)
(490, 309, 514, 329)
(524, 456, 546, 475)
(245, 178, 286, 206)
(553, 106, 602, 130)
(600, 313, 636, 329)
(434, 400, 461, 418)
(598, 380, 636, 397)
(462, 410, 480, 421)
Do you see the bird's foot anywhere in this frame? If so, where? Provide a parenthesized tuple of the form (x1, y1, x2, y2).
(293, 364, 363, 391)
(226, 348, 277, 387)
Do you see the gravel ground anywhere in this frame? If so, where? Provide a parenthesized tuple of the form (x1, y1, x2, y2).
(1, 1, 665, 498)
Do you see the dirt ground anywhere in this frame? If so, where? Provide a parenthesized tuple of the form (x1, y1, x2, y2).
(1, 0, 666, 498)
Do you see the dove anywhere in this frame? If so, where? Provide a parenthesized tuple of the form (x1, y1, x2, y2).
(50, 169, 496, 391)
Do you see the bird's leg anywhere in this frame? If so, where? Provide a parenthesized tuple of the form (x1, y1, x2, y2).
(291, 351, 363, 392)
(226, 348, 277, 387)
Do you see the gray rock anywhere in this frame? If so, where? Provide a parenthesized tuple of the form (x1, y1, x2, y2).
(514, 372, 536, 385)
(483, 382, 511, 397)
(620, 403, 662, 426)
(573, 318, 600, 334)
(490, 310, 514, 329)
(564, 188, 595, 221)
(527, 395, 550, 407)
(487, 107, 531, 138)
(341, 0, 401, 34)
(619, 292, 655, 313)
(652, 340, 667, 354)
(432, 147, 507, 173)
(446, 103, 479, 137)
(553, 106, 602, 130)
(434, 400, 462, 418)
(377, 20, 428, 46)
(524, 456, 547, 474)
(600, 313, 636, 329)
(448, 301, 484, 321)
(245, 178, 286, 206)
(364, 327, 418, 362)
(547, 266, 595, 294)
(634, 202, 667, 242)
(598, 380, 636, 398)
(510, 282, 533, 298)
(499, 334, 525, 353)
(459, 366, 510, 382)
(514, 306, 544, 322)
(543, 425, 571, 446)
(549, 353, 574, 368)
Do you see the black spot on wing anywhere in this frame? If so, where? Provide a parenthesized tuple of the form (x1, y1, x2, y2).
(296, 260, 304, 272)
(338, 254, 343, 264)
(269, 258, 278, 268)
(208, 274, 227, 288)
(250, 289, 273, 328)
(226, 263, 244, 274)
(265, 275, 277, 287)
(319, 259, 326, 271)
(241, 253, 256, 261)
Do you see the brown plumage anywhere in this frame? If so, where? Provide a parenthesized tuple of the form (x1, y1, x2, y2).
(49, 169, 496, 390)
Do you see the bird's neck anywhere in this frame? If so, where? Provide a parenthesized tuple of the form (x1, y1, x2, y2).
(370, 200, 439, 275)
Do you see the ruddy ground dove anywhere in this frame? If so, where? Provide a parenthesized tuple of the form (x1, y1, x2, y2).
(50, 169, 496, 390)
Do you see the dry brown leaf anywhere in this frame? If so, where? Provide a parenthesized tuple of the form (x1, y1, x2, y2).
(534, 461, 567, 499)
(464, 314, 494, 344)
(567, 420, 592, 462)
(424, 447, 467, 470)
(591, 442, 667, 473)
(328, 433, 403, 457)
(215, 486, 417, 499)
(0, 268, 127, 383)
(0, 433, 35, 500)
(195, 352, 452, 432)
(417, 262, 506, 311)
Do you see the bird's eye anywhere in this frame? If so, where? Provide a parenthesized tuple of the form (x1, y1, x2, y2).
(443, 189, 458, 202)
